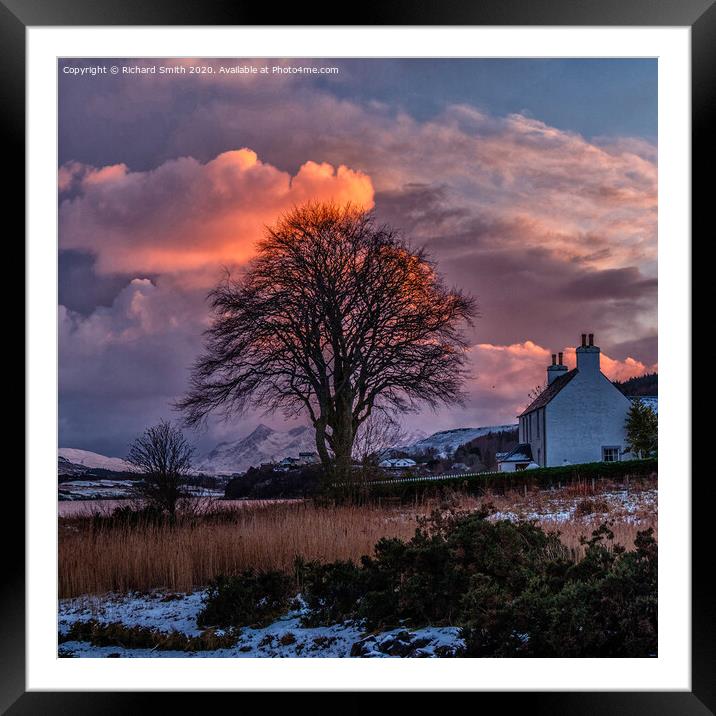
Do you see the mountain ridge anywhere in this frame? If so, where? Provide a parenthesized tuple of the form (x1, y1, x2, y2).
(59, 422, 522, 477)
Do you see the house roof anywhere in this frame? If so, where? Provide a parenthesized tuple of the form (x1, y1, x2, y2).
(379, 458, 417, 468)
(518, 368, 578, 417)
(497, 443, 534, 463)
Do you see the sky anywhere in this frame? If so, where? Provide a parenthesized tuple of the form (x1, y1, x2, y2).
(58, 58, 658, 457)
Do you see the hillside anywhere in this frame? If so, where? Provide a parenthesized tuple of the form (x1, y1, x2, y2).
(196, 424, 316, 475)
(58, 448, 137, 474)
(613, 372, 657, 397)
(395, 425, 518, 459)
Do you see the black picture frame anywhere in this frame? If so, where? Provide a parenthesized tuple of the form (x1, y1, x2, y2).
(5, 0, 709, 712)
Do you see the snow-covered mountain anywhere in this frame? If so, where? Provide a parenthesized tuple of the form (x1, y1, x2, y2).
(59, 422, 520, 478)
(397, 424, 518, 459)
(396, 428, 428, 447)
(197, 424, 316, 475)
(58, 448, 137, 474)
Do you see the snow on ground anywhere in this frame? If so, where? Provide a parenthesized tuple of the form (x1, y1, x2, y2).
(489, 488, 657, 525)
(58, 480, 139, 501)
(58, 591, 464, 658)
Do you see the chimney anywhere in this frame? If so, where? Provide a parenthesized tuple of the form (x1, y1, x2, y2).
(576, 332, 600, 373)
(547, 349, 568, 385)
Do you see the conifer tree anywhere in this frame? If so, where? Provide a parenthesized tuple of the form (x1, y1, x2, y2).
(624, 399, 658, 458)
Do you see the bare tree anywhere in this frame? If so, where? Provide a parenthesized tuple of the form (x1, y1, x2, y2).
(127, 420, 195, 519)
(178, 202, 477, 485)
(526, 382, 547, 405)
(352, 408, 407, 464)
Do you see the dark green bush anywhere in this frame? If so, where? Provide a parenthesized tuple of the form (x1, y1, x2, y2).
(60, 620, 239, 652)
(460, 524, 657, 656)
(91, 504, 167, 530)
(296, 509, 657, 657)
(225, 464, 323, 499)
(296, 558, 369, 627)
(356, 507, 570, 631)
(197, 570, 295, 628)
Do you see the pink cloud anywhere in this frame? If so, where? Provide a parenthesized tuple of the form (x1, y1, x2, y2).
(466, 340, 657, 422)
(60, 148, 374, 276)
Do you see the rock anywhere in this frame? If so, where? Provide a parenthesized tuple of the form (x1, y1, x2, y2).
(350, 630, 444, 657)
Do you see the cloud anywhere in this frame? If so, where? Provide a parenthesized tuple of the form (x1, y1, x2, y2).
(159, 95, 656, 270)
(57, 70, 657, 454)
(438, 340, 657, 427)
(58, 279, 657, 455)
(396, 337, 656, 437)
(60, 149, 374, 276)
(59, 278, 205, 400)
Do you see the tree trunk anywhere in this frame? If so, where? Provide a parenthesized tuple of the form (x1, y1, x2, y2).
(331, 402, 355, 494)
(314, 421, 332, 468)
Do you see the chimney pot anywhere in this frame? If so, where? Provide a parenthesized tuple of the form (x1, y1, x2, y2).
(588, 333, 594, 346)
(558, 351, 563, 365)
(551, 354, 557, 365)
(581, 333, 587, 347)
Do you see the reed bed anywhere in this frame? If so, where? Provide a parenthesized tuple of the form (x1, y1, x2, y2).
(59, 482, 657, 598)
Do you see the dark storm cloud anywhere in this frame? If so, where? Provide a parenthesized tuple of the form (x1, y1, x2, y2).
(59, 251, 135, 315)
(374, 183, 656, 358)
(562, 267, 657, 301)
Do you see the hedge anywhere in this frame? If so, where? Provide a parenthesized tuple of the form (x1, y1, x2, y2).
(365, 458, 657, 500)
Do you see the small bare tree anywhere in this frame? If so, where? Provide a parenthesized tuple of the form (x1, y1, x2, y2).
(352, 408, 407, 464)
(127, 420, 195, 519)
(526, 382, 547, 405)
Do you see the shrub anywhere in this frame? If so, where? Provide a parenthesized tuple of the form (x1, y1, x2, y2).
(91, 505, 168, 530)
(197, 570, 295, 628)
(459, 523, 657, 657)
(296, 558, 369, 627)
(296, 509, 657, 657)
(59, 620, 239, 652)
(356, 507, 570, 630)
(225, 464, 323, 499)
(574, 498, 611, 517)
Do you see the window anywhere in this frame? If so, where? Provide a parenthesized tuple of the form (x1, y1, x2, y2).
(602, 446, 620, 462)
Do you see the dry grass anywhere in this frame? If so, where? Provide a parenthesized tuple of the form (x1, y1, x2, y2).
(59, 481, 657, 598)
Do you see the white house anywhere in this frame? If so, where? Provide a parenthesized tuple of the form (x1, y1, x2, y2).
(379, 458, 417, 470)
(498, 333, 637, 471)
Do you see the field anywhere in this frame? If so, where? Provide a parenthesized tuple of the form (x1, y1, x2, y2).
(59, 479, 657, 599)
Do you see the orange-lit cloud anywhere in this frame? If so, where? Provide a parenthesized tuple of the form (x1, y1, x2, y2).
(160, 95, 656, 272)
(60, 148, 374, 276)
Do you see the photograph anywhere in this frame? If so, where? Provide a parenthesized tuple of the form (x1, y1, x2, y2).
(56, 57, 659, 659)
